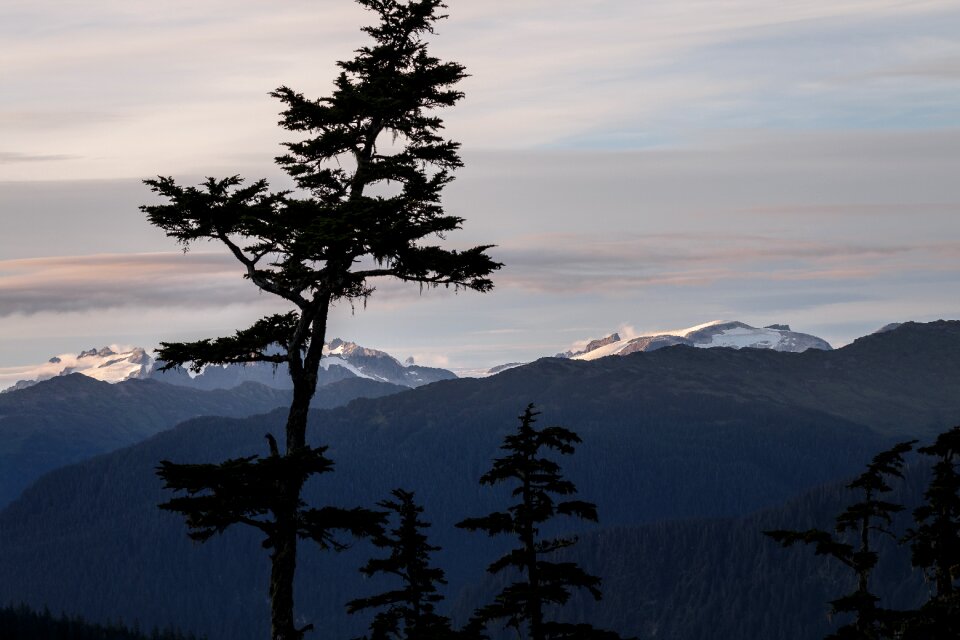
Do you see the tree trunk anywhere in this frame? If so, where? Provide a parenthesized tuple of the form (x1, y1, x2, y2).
(522, 471, 543, 640)
(856, 492, 873, 637)
(270, 302, 330, 639)
(286, 382, 314, 452)
(270, 506, 300, 640)
(270, 478, 303, 640)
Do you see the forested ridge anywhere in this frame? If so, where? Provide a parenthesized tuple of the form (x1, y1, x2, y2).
(0, 603, 203, 640)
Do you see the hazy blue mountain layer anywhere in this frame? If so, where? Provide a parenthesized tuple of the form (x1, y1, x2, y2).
(0, 375, 403, 507)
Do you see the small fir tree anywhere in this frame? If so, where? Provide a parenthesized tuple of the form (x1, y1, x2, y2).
(347, 489, 453, 640)
(145, 2, 499, 638)
(902, 425, 960, 638)
(456, 404, 628, 640)
(765, 440, 916, 639)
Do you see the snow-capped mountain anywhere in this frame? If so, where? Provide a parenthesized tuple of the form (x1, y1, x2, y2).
(470, 321, 831, 377)
(316, 338, 456, 388)
(1, 346, 152, 392)
(2, 339, 456, 393)
(0, 322, 836, 390)
(150, 337, 455, 390)
(564, 321, 832, 361)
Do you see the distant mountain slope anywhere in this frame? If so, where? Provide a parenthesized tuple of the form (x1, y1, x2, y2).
(539, 320, 960, 436)
(0, 375, 403, 507)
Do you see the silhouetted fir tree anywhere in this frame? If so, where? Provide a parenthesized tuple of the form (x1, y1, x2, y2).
(901, 425, 960, 638)
(765, 440, 916, 639)
(142, 1, 499, 639)
(456, 404, 629, 640)
(347, 489, 454, 640)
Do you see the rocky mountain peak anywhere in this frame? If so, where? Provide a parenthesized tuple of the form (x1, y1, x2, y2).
(584, 333, 621, 353)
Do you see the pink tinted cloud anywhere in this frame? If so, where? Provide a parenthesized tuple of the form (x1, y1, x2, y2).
(0, 252, 249, 315)
(491, 233, 960, 293)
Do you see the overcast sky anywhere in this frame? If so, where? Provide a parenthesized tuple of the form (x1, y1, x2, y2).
(1, 0, 959, 386)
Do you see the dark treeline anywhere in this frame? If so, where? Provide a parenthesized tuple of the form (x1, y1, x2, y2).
(0, 603, 203, 640)
(452, 454, 935, 640)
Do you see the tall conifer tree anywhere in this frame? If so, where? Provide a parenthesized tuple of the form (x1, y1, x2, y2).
(456, 405, 628, 640)
(143, 2, 499, 639)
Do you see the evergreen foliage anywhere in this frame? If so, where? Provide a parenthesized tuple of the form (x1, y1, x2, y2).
(456, 404, 629, 640)
(157, 440, 384, 548)
(765, 440, 916, 639)
(902, 425, 960, 638)
(143, 1, 498, 639)
(347, 489, 453, 640)
(766, 427, 960, 638)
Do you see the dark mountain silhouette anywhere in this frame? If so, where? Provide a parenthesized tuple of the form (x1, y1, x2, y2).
(0, 320, 958, 639)
(0, 375, 403, 507)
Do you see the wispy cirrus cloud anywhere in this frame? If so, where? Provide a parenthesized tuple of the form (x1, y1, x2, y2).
(2, 232, 957, 317)
(0, 252, 252, 315)
(0, 151, 78, 163)
(490, 233, 960, 294)
(0, 251, 471, 316)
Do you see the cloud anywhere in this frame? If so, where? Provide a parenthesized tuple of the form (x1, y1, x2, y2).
(737, 203, 959, 216)
(870, 57, 960, 81)
(0, 252, 258, 315)
(0, 110, 124, 129)
(3, 1, 960, 180)
(2, 229, 955, 318)
(0, 250, 483, 317)
(0, 151, 78, 163)
(489, 233, 960, 294)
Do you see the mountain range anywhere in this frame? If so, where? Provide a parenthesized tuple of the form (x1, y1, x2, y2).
(2, 338, 456, 393)
(3, 320, 837, 389)
(1, 320, 957, 640)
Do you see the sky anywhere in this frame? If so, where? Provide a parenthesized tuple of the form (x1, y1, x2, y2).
(1, 0, 959, 386)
